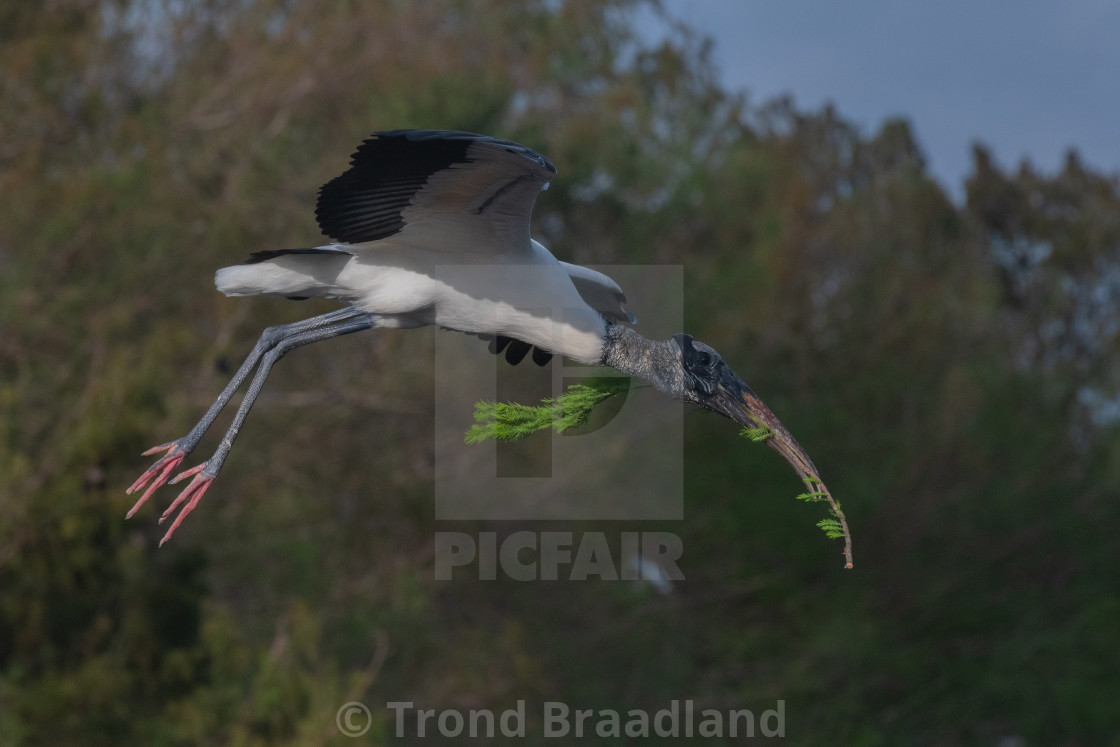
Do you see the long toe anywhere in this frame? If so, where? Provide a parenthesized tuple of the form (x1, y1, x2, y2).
(159, 465, 204, 522)
(125, 451, 186, 518)
(169, 462, 206, 486)
(158, 472, 214, 546)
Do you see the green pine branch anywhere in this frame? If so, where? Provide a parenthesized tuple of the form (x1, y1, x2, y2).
(740, 437, 855, 569)
(466, 378, 854, 569)
(465, 377, 630, 444)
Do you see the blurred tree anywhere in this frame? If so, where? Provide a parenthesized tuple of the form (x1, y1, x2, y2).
(1, 0, 1118, 744)
(967, 144, 1120, 432)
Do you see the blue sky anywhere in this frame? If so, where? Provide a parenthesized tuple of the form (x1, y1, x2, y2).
(639, 0, 1120, 201)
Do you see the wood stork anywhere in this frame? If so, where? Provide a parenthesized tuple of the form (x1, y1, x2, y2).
(127, 129, 819, 545)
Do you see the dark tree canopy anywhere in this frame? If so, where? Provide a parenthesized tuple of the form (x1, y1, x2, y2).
(1, 1, 1118, 743)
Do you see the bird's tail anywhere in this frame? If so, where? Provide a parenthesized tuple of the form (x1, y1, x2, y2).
(214, 258, 340, 299)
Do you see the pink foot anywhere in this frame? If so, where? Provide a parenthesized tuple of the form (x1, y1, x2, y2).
(125, 443, 189, 519)
(157, 469, 214, 546)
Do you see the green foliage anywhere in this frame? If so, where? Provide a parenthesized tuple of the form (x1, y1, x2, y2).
(2, 1, 1119, 744)
(465, 378, 631, 443)
(737, 431, 854, 560)
(739, 425, 774, 443)
(815, 518, 846, 540)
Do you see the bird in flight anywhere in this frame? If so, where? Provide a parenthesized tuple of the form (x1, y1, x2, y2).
(128, 129, 825, 550)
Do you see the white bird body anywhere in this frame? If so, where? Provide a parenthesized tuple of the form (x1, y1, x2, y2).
(215, 237, 614, 363)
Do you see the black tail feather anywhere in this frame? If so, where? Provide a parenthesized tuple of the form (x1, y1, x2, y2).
(244, 247, 353, 264)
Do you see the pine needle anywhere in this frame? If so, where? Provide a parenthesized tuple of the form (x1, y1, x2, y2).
(464, 377, 631, 444)
(740, 426, 774, 443)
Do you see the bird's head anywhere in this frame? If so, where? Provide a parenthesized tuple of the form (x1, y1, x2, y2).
(601, 325, 818, 478)
(670, 333, 818, 477)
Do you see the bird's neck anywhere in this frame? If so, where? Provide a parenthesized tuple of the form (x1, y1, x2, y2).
(601, 325, 687, 399)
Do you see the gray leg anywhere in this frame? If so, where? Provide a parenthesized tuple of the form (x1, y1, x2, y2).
(127, 308, 376, 543)
(149, 306, 368, 460)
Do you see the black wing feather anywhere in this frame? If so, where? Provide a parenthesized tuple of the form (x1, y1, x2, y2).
(244, 247, 353, 264)
(485, 335, 553, 366)
(531, 347, 554, 366)
(503, 339, 532, 366)
(315, 129, 556, 245)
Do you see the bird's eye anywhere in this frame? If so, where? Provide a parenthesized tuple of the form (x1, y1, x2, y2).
(695, 351, 712, 367)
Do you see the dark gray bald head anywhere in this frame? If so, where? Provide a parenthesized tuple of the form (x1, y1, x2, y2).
(601, 326, 744, 405)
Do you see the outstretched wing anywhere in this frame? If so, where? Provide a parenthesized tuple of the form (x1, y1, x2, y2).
(315, 129, 556, 252)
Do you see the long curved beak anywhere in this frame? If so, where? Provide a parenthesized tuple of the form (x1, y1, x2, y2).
(707, 365, 819, 479)
(695, 359, 853, 570)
